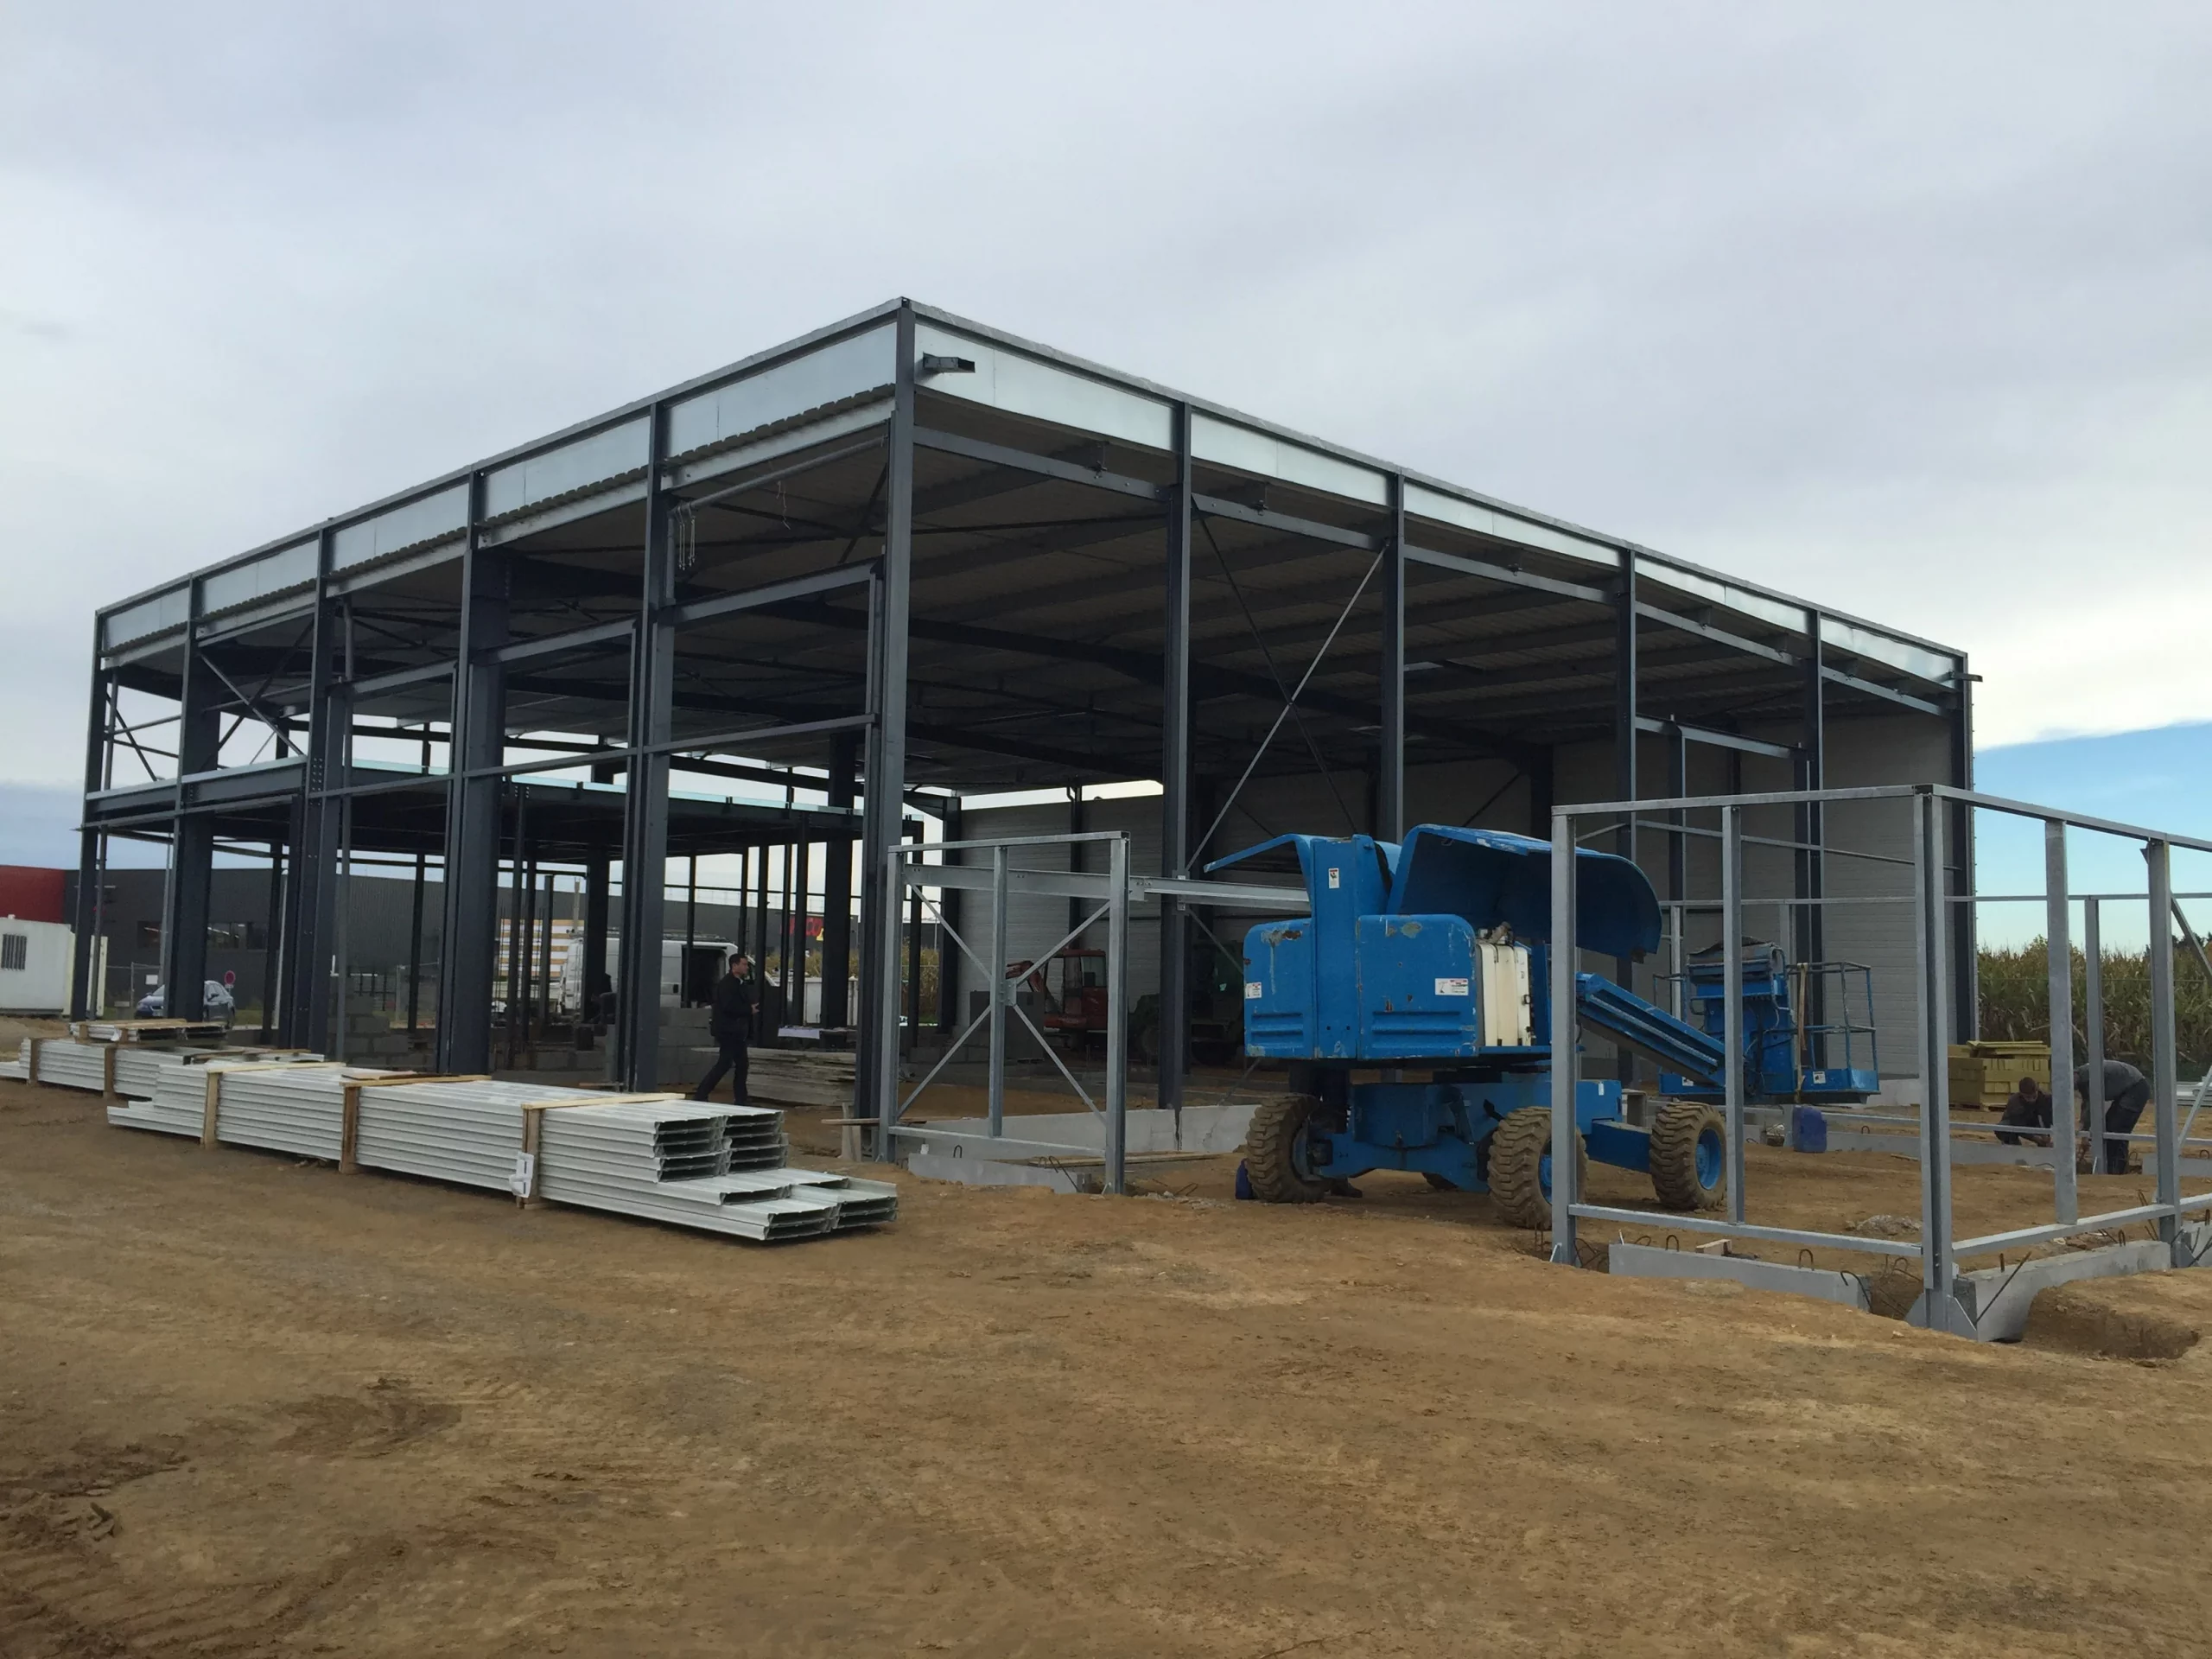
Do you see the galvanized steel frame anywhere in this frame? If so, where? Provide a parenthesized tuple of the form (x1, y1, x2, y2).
(1548, 782, 2212, 1338)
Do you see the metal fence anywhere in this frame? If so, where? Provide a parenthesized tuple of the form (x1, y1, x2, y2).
(1548, 782, 2212, 1339)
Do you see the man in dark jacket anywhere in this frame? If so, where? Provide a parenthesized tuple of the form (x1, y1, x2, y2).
(1995, 1076, 2053, 1148)
(2077, 1059, 2152, 1175)
(693, 954, 756, 1104)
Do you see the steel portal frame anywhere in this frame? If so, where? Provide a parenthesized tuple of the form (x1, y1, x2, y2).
(73, 299, 1970, 1139)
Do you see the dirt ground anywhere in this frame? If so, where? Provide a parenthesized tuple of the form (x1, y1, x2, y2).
(9, 1043, 2212, 1656)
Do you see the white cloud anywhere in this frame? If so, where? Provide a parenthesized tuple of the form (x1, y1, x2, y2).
(3, 1, 2208, 776)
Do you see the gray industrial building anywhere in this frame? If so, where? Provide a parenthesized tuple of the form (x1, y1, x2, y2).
(75, 299, 1972, 1128)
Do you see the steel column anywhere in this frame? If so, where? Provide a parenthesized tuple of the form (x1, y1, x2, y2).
(437, 477, 505, 1073)
(1914, 792, 1959, 1314)
(582, 853, 609, 1027)
(861, 304, 916, 1154)
(2147, 839, 2182, 1262)
(1611, 550, 1639, 1070)
(1721, 804, 1746, 1225)
(1158, 401, 1195, 1115)
(1796, 612, 1827, 1053)
(68, 626, 107, 1020)
(281, 549, 340, 1051)
(1548, 806, 1580, 1262)
(820, 732, 857, 1027)
(162, 597, 222, 1020)
(988, 844, 1010, 1138)
(2083, 897, 2105, 1169)
(2045, 821, 2077, 1222)
(618, 404, 676, 1090)
(1104, 834, 1130, 1194)
(258, 841, 283, 1038)
(1377, 474, 1406, 842)
(935, 798, 962, 1033)
(1949, 660, 1978, 1040)
(405, 851, 427, 1031)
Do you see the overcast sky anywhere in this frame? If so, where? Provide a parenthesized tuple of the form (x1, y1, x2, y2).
(3, 1, 2209, 793)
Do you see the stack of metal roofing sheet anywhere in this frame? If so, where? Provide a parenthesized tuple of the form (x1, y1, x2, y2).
(17, 1039, 109, 1091)
(76, 1056, 896, 1243)
(354, 1080, 568, 1192)
(1, 1039, 29, 1083)
(536, 1099, 896, 1240)
(104, 1058, 365, 1142)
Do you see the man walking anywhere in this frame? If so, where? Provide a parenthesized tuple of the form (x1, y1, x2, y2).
(2076, 1058, 2152, 1175)
(694, 953, 756, 1104)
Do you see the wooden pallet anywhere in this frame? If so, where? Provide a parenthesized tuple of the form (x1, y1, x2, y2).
(747, 1049, 855, 1110)
(70, 1019, 232, 1046)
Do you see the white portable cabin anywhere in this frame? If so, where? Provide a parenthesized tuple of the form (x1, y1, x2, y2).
(0, 918, 81, 1015)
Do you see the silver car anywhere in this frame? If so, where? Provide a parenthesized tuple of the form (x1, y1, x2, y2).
(136, 980, 237, 1023)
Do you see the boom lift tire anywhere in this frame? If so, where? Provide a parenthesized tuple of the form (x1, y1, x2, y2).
(1487, 1105, 1586, 1230)
(1244, 1094, 1332, 1204)
(1649, 1099, 1728, 1211)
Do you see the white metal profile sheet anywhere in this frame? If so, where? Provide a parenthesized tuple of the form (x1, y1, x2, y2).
(10, 1038, 900, 1246)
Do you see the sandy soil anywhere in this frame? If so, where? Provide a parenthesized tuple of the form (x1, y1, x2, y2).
(7, 1061, 2212, 1657)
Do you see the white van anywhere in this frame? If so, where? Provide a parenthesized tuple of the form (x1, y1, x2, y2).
(556, 936, 741, 1014)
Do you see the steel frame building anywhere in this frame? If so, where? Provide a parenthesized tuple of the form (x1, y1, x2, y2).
(73, 298, 1974, 1141)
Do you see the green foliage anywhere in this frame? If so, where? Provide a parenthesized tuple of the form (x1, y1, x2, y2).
(1978, 939, 2212, 1075)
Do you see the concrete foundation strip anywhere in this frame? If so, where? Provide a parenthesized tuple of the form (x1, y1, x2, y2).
(516, 1094, 685, 1207)
(338, 1075, 491, 1173)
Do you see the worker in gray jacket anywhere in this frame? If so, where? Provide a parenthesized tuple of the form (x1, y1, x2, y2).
(2076, 1059, 2152, 1175)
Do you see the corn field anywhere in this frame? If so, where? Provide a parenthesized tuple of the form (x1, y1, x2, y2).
(1978, 940, 2212, 1076)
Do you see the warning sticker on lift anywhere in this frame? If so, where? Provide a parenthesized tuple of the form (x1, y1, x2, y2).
(1327, 867, 1340, 889)
(1244, 981, 1263, 1000)
(1434, 977, 1471, 997)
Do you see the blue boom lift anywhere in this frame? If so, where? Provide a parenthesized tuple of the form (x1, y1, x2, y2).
(1219, 823, 1878, 1227)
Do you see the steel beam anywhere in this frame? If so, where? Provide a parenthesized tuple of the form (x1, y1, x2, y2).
(1633, 715, 1793, 763)
(1404, 543, 1608, 607)
(1823, 664, 1944, 716)
(1159, 403, 1196, 1116)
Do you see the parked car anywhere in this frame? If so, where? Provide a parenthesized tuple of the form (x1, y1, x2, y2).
(136, 980, 236, 1024)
